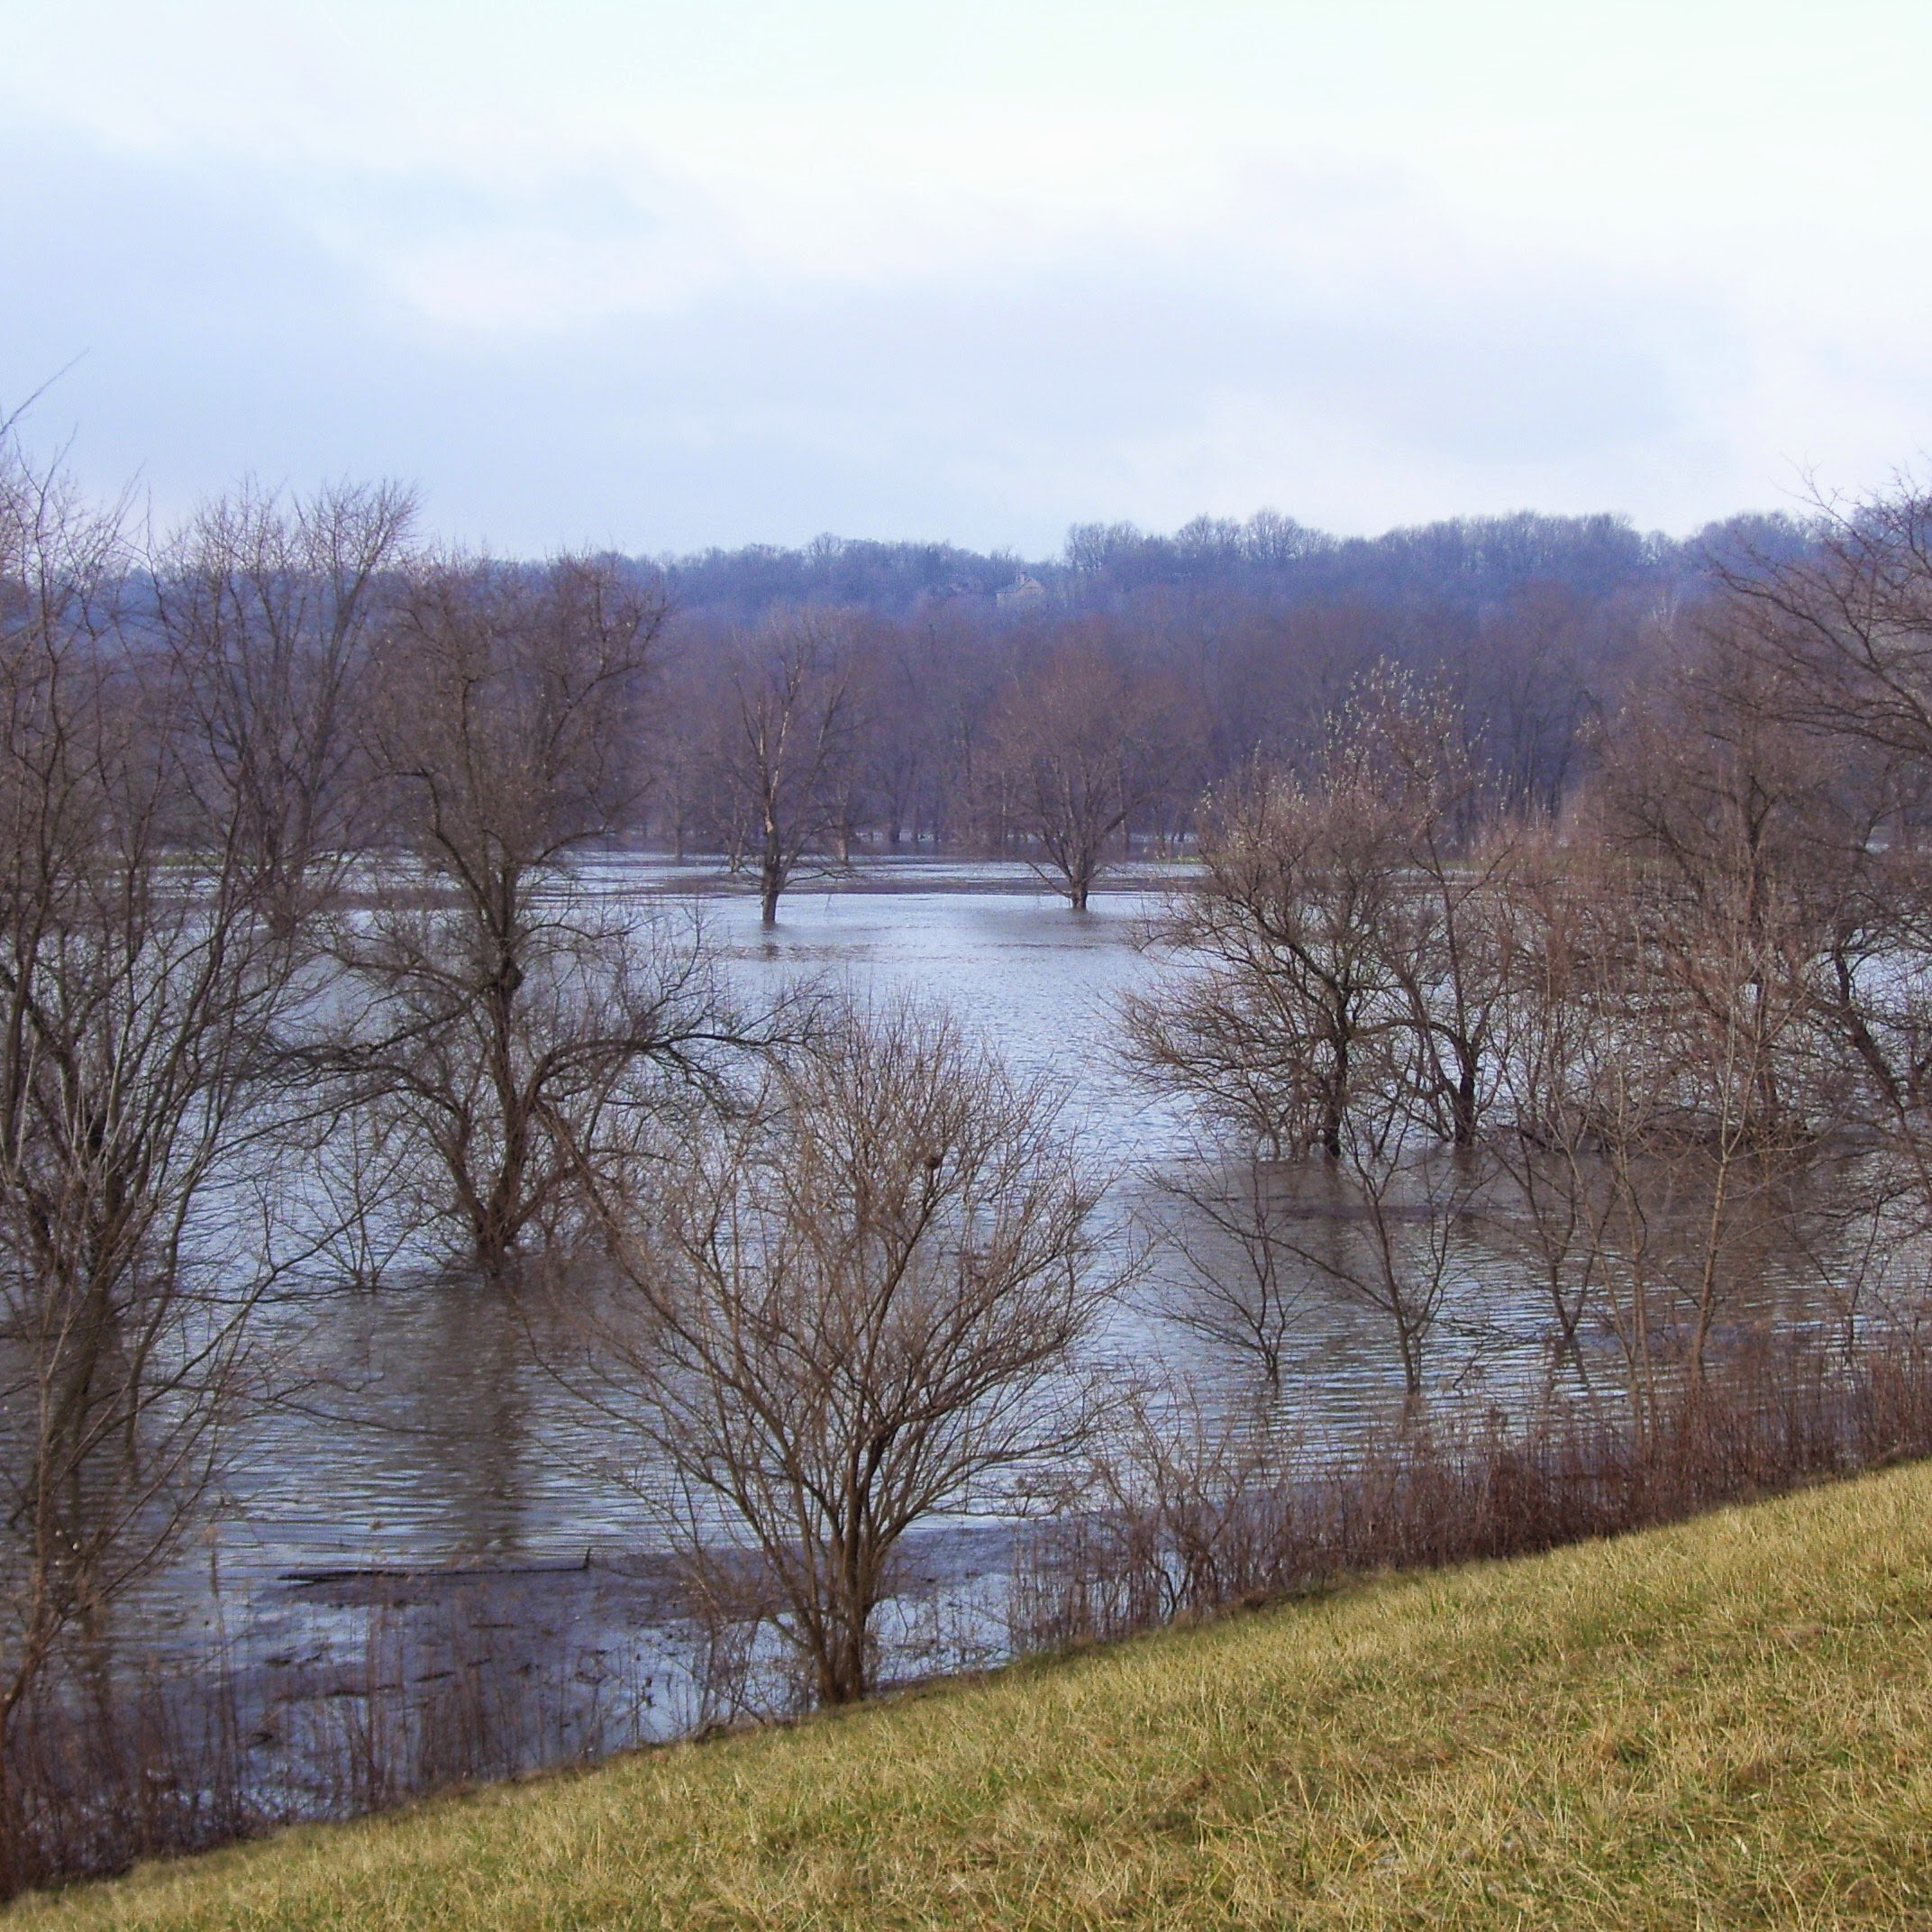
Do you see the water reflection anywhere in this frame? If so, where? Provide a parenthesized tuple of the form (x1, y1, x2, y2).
(204, 873, 1878, 1593)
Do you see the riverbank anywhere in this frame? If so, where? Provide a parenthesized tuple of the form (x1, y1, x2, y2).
(18, 1460, 1932, 1929)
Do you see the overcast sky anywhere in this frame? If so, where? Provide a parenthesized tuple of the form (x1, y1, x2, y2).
(6, 0, 1930, 554)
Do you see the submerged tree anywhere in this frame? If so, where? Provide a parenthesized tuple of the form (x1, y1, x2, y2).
(1125, 753, 1407, 1157)
(982, 641, 1190, 909)
(699, 615, 863, 925)
(0, 432, 305, 1881)
(1125, 672, 1521, 1156)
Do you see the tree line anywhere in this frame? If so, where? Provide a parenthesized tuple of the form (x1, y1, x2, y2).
(646, 509, 1702, 887)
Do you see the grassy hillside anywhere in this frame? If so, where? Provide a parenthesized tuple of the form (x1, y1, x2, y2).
(16, 1465, 1932, 1929)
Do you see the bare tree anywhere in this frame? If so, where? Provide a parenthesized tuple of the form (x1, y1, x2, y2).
(0, 433, 304, 1877)
(323, 555, 765, 1285)
(853, 621, 941, 850)
(583, 997, 1125, 1707)
(1718, 479, 1932, 763)
(1588, 623, 1860, 1147)
(1490, 825, 1822, 1425)
(1480, 838, 1612, 1380)
(1125, 754, 1407, 1156)
(1261, 1078, 1476, 1408)
(1337, 672, 1523, 1145)
(699, 615, 863, 924)
(151, 479, 415, 932)
(1125, 668, 1532, 1170)
(1459, 581, 1609, 815)
(1694, 506, 1932, 1212)
(982, 641, 1189, 909)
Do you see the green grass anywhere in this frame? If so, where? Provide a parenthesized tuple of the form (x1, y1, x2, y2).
(17, 1466, 1932, 1929)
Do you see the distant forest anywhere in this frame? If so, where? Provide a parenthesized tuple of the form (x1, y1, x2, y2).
(82, 492, 1837, 886)
(652, 506, 1816, 621)
(627, 506, 1825, 870)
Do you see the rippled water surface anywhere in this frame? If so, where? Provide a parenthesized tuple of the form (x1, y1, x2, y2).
(215, 867, 1525, 1600)
(106, 871, 1211, 1757)
(217, 878, 1171, 1583)
(96, 859, 1869, 1788)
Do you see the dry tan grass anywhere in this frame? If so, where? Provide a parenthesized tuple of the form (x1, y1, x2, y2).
(16, 1463, 1932, 1928)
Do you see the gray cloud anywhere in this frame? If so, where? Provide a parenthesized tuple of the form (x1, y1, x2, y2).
(0, 115, 1773, 552)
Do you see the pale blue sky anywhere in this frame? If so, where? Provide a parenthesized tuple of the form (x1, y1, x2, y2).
(6, 0, 1930, 552)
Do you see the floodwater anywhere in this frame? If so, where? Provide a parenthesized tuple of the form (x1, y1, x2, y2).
(104, 871, 1201, 1769)
(224, 875, 1175, 1582)
(104, 860, 1874, 1793)
(212, 867, 1478, 1600)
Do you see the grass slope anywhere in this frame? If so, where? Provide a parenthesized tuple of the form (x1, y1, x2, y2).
(18, 1466, 1932, 1930)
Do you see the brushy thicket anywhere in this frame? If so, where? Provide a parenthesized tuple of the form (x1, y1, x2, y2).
(1009, 1334, 1932, 1647)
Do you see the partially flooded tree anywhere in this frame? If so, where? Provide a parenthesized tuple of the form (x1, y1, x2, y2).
(1705, 499, 1932, 1210)
(1125, 754, 1407, 1157)
(324, 555, 761, 1285)
(1341, 670, 1525, 1147)
(1718, 479, 1932, 763)
(587, 998, 1124, 1708)
(1258, 1073, 1475, 1407)
(983, 641, 1189, 909)
(700, 615, 862, 925)
(1589, 621, 1858, 1146)
(1490, 820, 1828, 1425)
(1126, 673, 1524, 1157)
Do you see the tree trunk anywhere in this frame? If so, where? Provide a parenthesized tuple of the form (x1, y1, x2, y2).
(761, 827, 784, 925)
(1454, 1049, 1479, 1147)
(1322, 1033, 1349, 1158)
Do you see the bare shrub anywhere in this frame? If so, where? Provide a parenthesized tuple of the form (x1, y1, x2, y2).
(0, 1590, 662, 1892)
(1011, 1335, 1932, 1657)
(1009, 1380, 1308, 1647)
